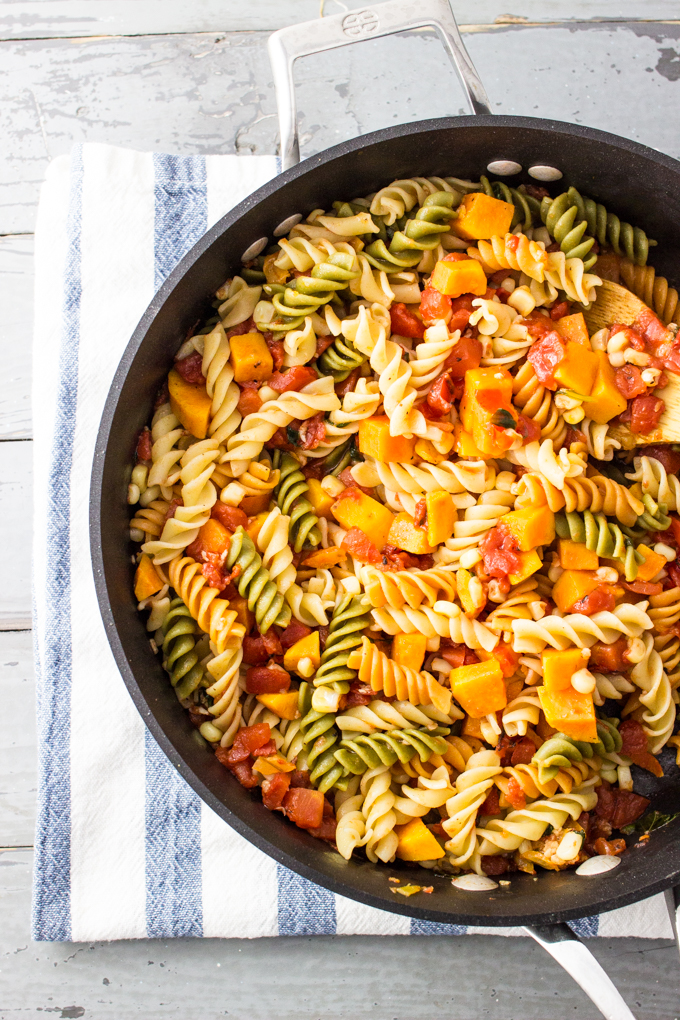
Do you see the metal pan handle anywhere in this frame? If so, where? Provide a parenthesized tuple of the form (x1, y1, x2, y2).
(524, 923, 638, 1020)
(268, 0, 491, 170)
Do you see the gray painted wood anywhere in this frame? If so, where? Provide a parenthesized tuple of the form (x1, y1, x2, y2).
(0, 850, 678, 1020)
(0, 441, 32, 630)
(2, 21, 680, 234)
(1, 1, 679, 40)
(0, 235, 33, 440)
(0, 631, 36, 846)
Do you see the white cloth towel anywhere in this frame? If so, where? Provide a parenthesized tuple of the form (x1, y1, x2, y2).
(31, 142, 674, 941)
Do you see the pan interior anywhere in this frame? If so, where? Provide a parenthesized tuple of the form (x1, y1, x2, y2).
(92, 116, 680, 926)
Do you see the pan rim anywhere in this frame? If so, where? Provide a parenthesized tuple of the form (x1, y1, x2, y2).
(91, 114, 680, 927)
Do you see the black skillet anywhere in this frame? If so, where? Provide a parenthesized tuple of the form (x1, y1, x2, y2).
(90, 1, 680, 1015)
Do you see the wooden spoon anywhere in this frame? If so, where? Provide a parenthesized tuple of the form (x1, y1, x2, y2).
(582, 280, 680, 444)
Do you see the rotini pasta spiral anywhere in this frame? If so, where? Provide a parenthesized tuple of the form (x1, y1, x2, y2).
(476, 782, 598, 855)
(336, 699, 458, 735)
(161, 598, 206, 700)
(168, 556, 245, 656)
(272, 452, 321, 552)
(626, 456, 680, 513)
(511, 601, 653, 654)
(511, 362, 566, 447)
(620, 257, 678, 324)
(296, 682, 346, 793)
(364, 191, 458, 272)
(335, 728, 450, 775)
(358, 565, 457, 610)
(508, 438, 587, 489)
(147, 402, 184, 491)
(554, 510, 642, 581)
(225, 527, 291, 634)
(442, 750, 502, 870)
(629, 632, 674, 753)
(514, 471, 645, 528)
(467, 233, 549, 280)
(313, 594, 371, 699)
(369, 175, 476, 225)
(539, 189, 597, 268)
(216, 275, 262, 329)
(563, 187, 654, 266)
(347, 636, 452, 714)
(579, 418, 621, 462)
(372, 603, 499, 653)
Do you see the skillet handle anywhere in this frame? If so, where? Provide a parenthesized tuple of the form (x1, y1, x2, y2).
(664, 885, 680, 959)
(268, 0, 491, 170)
(523, 923, 638, 1020)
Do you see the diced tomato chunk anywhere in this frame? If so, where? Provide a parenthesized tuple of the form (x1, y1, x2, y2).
(262, 772, 291, 810)
(480, 855, 510, 875)
(345, 681, 374, 708)
(622, 580, 663, 595)
(175, 351, 206, 384)
(526, 330, 566, 388)
(390, 302, 425, 339)
(212, 502, 248, 532)
(315, 335, 333, 357)
(136, 426, 152, 462)
(228, 723, 272, 763)
(226, 317, 255, 339)
(426, 371, 455, 416)
(252, 739, 277, 757)
(237, 383, 263, 417)
(341, 526, 382, 564)
(197, 552, 229, 591)
(245, 666, 291, 694)
(282, 787, 325, 829)
(639, 445, 680, 475)
(618, 719, 648, 757)
(630, 395, 665, 435)
(589, 637, 628, 672)
(481, 786, 501, 816)
(595, 781, 650, 830)
(231, 761, 259, 788)
(634, 308, 671, 349)
(510, 738, 536, 766)
(308, 813, 338, 842)
(269, 366, 318, 393)
(506, 776, 526, 810)
(515, 413, 542, 445)
(550, 300, 569, 320)
(420, 285, 452, 326)
(440, 644, 479, 668)
(615, 364, 647, 399)
(443, 333, 482, 376)
(520, 311, 554, 339)
(572, 584, 616, 616)
(280, 619, 312, 650)
(335, 367, 361, 398)
(479, 525, 521, 579)
(289, 770, 313, 788)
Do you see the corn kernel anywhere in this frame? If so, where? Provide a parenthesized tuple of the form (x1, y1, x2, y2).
(556, 831, 583, 861)
(312, 687, 341, 713)
(563, 407, 585, 424)
(127, 483, 141, 505)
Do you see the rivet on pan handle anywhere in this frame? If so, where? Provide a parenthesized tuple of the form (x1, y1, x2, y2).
(524, 923, 638, 1020)
(268, 0, 492, 171)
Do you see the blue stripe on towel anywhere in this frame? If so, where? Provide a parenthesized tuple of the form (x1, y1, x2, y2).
(411, 918, 468, 936)
(144, 153, 208, 938)
(277, 865, 337, 935)
(32, 146, 85, 942)
(569, 914, 599, 938)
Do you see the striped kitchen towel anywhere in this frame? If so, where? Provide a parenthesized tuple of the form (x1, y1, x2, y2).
(32, 142, 674, 941)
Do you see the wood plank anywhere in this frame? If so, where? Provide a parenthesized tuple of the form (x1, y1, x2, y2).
(0, 235, 33, 440)
(0, 632, 36, 846)
(0, 1, 678, 40)
(0, 441, 32, 630)
(0, 851, 677, 1020)
(2, 22, 680, 235)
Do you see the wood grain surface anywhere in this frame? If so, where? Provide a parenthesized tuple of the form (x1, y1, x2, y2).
(2, 0, 680, 1014)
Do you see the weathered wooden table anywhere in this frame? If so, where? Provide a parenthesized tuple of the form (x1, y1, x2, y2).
(3, 2, 680, 1016)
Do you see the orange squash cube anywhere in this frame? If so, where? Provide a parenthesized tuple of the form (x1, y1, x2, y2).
(256, 691, 300, 720)
(538, 685, 597, 742)
(462, 715, 485, 740)
(240, 492, 271, 516)
(395, 817, 445, 861)
(387, 512, 435, 555)
(306, 478, 336, 520)
(168, 367, 212, 439)
(508, 549, 542, 585)
(553, 341, 599, 395)
(449, 659, 507, 718)
(246, 512, 269, 544)
(425, 490, 456, 546)
(134, 553, 164, 602)
(358, 416, 416, 463)
(554, 312, 590, 346)
(231, 595, 254, 632)
(192, 517, 232, 557)
(453, 422, 486, 458)
(558, 539, 599, 571)
(459, 367, 517, 458)
(500, 506, 555, 552)
(552, 569, 600, 613)
(453, 192, 515, 241)
(541, 647, 591, 692)
(392, 633, 428, 673)
(229, 332, 273, 383)
(430, 258, 488, 298)
(476, 641, 519, 679)
(635, 544, 667, 582)
(332, 489, 395, 550)
(588, 351, 627, 425)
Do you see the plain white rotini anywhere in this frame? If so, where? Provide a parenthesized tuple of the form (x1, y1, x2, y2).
(628, 632, 674, 753)
(442, 750, 502, 871)
(358, 565, 457, 610)
(372, 603, 499, 652)
(626, 456, 680, 512)
(511, 602, 653, 653)
(508, 438, 587, 489)
(216, 275, 262, 329)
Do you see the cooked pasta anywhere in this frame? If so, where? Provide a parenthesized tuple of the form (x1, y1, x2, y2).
(129, 169, 680, 887)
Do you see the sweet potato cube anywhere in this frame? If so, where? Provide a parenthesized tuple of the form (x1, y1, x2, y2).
(430, 258, 488, 298)
(168, 367, 212, 439)
(554, 312, 590, 346)
(391, 633, 428, 673)
(553, 341, 599, 395)
(231, 595, 254, 632)
(508, 549, 542, 586)
(193, 518, 232, 557)
(450, 659, 507, 718)
(134, 553, 164, 602)
(500, 506, 555, 552)
(459, 367, 517, 458)
(541, 647, 591, 692)
(246, 512, 269, 544)
(387, 512, 435, 555)
(358, 415, 416, 463)
(538, 686, 597, 743)
(283, 631, 321, 674)
(588, 351, 627, 424)
(332, 489, 395, 550)
(256, 691, 301, 720)
(240, 492, 271, 516)
(558, 539, 599, 571)
(453, 192, 515, 241)
(426, 490, 456, 546)
(395, 817, 445, 862)
(477, 641, 519, 679)
(229, 332, 273, 383)
(552, 569, 599, 613)
(306, 478, 336, 520)
(301, 547, 347, 569)
(462, 715, 485, 740)
(456, 567, 485, 616)
(635, 544, 667, 582)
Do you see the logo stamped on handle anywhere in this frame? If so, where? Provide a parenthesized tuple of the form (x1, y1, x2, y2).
(342, 10, 380, 37)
